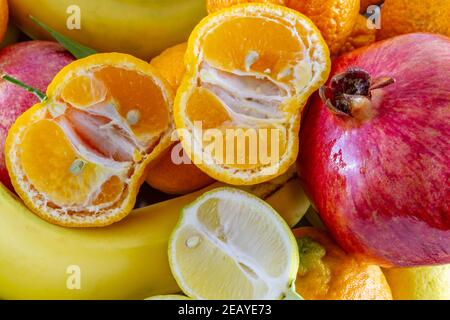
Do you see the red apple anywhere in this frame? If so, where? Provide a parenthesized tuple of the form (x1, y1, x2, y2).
(0, 41, 74, 190)
(297, 33, 450, 267)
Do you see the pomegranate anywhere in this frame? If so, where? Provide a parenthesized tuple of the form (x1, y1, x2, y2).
(297, 33, 450, 267)
(0, 41, 74, 190)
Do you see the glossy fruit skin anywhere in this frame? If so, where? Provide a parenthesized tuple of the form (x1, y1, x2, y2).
(298, 33, 450, 267)
(383, 264, 450, 300)
(0, 41, 74, 191)
(8, 0, 207, 60)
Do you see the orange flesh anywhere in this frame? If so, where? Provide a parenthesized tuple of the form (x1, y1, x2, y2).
(184, 16, 299, 170)
(202, 17, 303, 76)
(14, 64, 171, 214)
(19, 120, 119, 207)
(186, 88, 232, 129)
(94, 67, 170, 140)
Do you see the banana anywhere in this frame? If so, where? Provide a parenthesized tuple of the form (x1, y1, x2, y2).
(8, 0, 207, 60)
(0, 172, 309, 299)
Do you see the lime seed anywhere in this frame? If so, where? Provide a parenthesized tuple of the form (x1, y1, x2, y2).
(185, 235, 201, 248)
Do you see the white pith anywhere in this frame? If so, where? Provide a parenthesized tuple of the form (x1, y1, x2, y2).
(199, 62, 289, 120)
(170, 188, 298, 300)
(9, 63, 173, 224)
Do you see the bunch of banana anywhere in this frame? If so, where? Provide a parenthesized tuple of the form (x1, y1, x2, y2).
(0, 170, 309, 300)
(8, 0, 207, 60)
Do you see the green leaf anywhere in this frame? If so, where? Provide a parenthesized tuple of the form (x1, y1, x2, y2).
(29, 15, 97, 59)
(2, 74, 47, 102)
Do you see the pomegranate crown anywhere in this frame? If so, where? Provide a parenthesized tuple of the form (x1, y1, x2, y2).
(319, 68, 395, 119)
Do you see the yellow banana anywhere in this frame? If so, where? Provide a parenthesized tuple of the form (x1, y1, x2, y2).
(8, 0, 207, 60)
(0, 173, 309, 299)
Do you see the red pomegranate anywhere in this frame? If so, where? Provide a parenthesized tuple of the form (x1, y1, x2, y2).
(297, 33, 450, 267)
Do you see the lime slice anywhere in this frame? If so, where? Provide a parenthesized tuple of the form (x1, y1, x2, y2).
(168, 187, 301, 300)
(145, 295, 190, 300)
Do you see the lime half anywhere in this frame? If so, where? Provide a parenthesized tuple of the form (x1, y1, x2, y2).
(168, 187, 301, 300)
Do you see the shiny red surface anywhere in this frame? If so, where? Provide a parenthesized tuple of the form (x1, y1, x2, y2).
(298, 33, 450, 267)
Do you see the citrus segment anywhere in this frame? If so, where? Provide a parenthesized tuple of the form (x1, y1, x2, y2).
(185, 87, 232, 129)
(202, 16, 303, 75)
(61, 74, 107, 108)
(175, 4, 330, 185)
(94, 66, 171, 142)
(6, 53, 173, 227)
(168, 187, 300, 300)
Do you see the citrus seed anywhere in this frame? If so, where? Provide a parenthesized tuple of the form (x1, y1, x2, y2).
(185, 235, 201, 248)
(126, 109, 141, 126)
(69, 159, 85, 175)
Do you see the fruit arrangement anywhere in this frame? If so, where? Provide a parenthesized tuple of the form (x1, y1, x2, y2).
(0, 0, 448, 300)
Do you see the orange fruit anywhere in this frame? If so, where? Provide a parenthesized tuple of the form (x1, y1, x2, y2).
(150, 42, 187, 90)
(293, 227, 393, 300)
(5, 53, 173, 227)
(337, 14, 376, 56)
(174, 3, 330, 185)
(0, 0, 8, 42)
(285, 0, 360, 56)
(377, 0, 450, 40)
(145, 145, 215, 194)
(206, 0, 285, 14)
(146, 42, 215, 194)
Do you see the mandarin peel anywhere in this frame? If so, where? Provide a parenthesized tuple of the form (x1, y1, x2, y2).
(5, 53, 174, 227)
(175, 3, 330, 185)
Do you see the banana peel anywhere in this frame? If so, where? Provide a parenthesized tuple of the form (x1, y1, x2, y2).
(8, 0, 207, 60)
(0, 172, 309, 299)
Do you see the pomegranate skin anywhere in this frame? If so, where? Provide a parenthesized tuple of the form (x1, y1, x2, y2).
(0, 41, 74, 190)
(298, 33, 450, 267)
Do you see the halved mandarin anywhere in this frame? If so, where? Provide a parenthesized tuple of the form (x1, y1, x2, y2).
(5, 53, 173, 227)
(174, 4, 330, 185)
